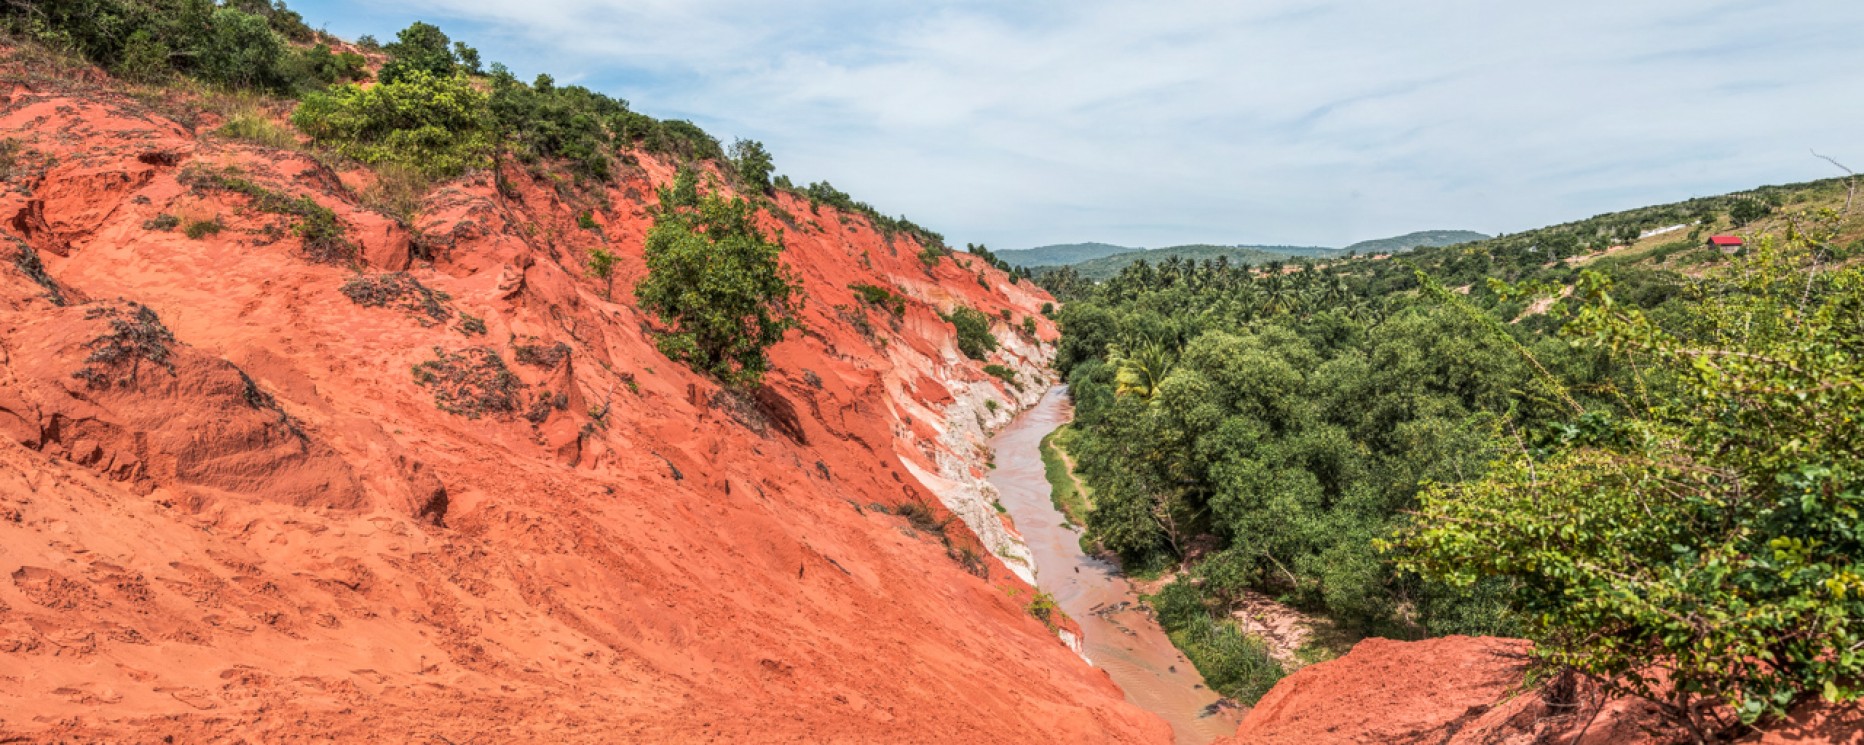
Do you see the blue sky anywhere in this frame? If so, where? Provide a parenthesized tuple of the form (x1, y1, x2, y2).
(292, 0, 1864, 250)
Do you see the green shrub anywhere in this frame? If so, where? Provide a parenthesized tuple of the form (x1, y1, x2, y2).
(635, 174, 800, 387)
(945, 306, 998, 360)
(181, 167, 352, 263)
(982, 363, 1018, 387)
(729, 138, 773, 193)
(183, 216, 223, 239)
(1027, 591, 1060, 630)
(487, 66, 624, 181)
(586, 246, 618, 299)
(849, 282, 907, 316)
(1397, 230, 1864, 735)
(293, 69, 494, 180)
(457, 312, 487, 336)
(919, 245, 945, 268)
(142, 213, 179, 231)
(378, 21, 461, 85)
(195, 8, 292, 90)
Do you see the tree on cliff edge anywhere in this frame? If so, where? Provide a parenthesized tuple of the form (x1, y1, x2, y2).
(637, 171, 801, 387)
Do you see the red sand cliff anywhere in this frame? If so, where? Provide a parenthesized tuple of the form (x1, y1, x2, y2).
(0, 54, 1167, 742)
(1228, 636, 1864, 745)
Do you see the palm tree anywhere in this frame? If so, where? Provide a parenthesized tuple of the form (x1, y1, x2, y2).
(1112, 339, 1175, 400)
(1259, 274, 1298, 316)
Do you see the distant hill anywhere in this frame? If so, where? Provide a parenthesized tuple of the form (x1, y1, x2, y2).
(1342, 230, 1490, 255)
(1012, 231, 1483, 279)
(1043, 244, 1337, 280)
(995, 242, 1141, 268)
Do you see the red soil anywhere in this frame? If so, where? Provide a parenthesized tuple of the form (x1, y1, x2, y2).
(1230, 636, 1864, 745)
(0, 55, 1166, 743)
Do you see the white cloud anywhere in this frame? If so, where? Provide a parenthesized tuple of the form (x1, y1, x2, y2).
(305, 0, 1864, 248)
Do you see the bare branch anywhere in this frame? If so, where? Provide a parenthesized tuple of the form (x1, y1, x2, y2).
(1811, 149, 1856, 215)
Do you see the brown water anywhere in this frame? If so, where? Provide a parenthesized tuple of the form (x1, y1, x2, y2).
(988, 387, 1241, 744)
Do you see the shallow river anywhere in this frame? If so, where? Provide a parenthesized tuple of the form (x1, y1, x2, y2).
(987, 387, 1241, 744)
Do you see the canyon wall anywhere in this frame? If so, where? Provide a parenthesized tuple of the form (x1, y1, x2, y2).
(0, 55, 1165, 743)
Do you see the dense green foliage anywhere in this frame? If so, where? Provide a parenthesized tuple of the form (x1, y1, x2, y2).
(636, 172, 801, 387)
(1396, 214, 1864, 736)
(728, 138, 774, 193)
(4, 0, 361, 92)
(1049, 179, 1862, 736)
(943, 306, 998, 361)
(293, 69, 493, 179)
(966, 243, 1031, 283)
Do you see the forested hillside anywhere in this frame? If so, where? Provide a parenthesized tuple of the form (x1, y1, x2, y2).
(997, 242, 1142, 267)
(1045, 175, 1864, 737)
(1341, 229, 1489, 255)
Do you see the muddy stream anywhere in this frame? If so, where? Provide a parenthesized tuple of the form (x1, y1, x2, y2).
(988, 387, 1242, 744)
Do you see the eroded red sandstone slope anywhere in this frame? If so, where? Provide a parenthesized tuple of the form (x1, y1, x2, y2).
(0, 56, 1167, 743)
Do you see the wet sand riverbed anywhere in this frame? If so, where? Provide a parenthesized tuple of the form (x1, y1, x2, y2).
(988, 387, 1241, 744)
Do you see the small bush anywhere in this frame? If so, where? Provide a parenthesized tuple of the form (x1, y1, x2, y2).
(1022, 316, 1038, 336)
(945, 306, 998, 360)
(0, 138, 20, 179)
(919, 245, 945, 268)
(983, 364, 1018, 388)
(143, 213, 180, 231)
(183, 216, 224, 239)
(513, 341, 571, 368)
(1027, 591, 1060, 630)
(71, 304, 176, 388)
(850, 282, 907, 316)
(457, 312, 486, 335)
(577, 211, 599, 231)
(341, 272, 453, 325)
(895, 501, 950, 535)
(411, 346, 522, 419)
(984, 399, 999, 413)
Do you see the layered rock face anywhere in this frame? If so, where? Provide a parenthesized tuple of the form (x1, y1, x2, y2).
(0, 58, 1166, 743)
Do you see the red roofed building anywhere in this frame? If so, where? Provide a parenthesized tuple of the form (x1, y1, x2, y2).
(1708, 234, 1745, 254)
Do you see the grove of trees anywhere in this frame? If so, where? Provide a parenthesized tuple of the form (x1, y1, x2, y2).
(1047, 196, 1864, 734)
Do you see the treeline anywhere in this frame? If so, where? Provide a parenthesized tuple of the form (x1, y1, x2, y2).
(1049, 192, 1864, 734)
(7, 0, 363, 92)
